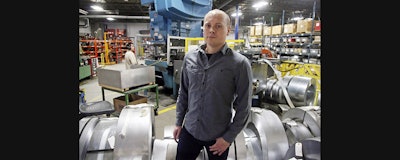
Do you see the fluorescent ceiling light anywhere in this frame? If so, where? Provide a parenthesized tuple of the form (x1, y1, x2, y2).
(290, 16, 303, 21)
(91, 5, 104, 11)
(79, 9, 88, 15)
(253, 22, 263, 25)
(91, 0, 106, 3)
(252, 1, 269, 8)
(107, 17, 115, 21)
(231, 12, 242, 17)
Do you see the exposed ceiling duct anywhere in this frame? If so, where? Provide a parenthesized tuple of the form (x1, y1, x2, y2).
(79, 17, 90, 28)
(79, 15, 150, 20)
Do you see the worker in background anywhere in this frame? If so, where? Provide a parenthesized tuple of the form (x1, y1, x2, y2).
(173, 9, 253, 160)
(124, 43, 138, 69)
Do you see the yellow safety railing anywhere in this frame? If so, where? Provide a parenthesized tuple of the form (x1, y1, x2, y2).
(185, 37, 244, 53)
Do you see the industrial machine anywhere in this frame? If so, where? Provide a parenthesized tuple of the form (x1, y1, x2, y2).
(140, 0, 212, 98)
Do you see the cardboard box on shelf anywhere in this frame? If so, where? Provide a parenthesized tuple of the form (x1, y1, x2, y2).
(271, 25, 282, 35)
(296, 19, 311, 33)
(284, 23, 297, 34)
(113, 94, 148, 112)
(263, 26, 271, 36)
(255, 25, 263, 36)
(249, 26, 255, 36)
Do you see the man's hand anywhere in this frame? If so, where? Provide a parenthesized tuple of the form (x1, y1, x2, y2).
(173, 126, 182, 143)
(209, 137, 230, 156)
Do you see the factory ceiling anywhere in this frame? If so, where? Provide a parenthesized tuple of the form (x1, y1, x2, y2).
(79, 0, 321, 27)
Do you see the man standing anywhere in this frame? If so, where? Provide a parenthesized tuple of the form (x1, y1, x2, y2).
(173, 9, 253, 160)
(124, 43, 138, 69)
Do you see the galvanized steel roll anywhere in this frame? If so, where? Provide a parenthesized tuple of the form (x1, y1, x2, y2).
(85, 117, 119, 160)
(244, 107, 289, 160)
(79, 117, 100, 160)
(281, 106, 321, 137)
(283, 119, 314, 146)
(283, 137, 321, 160)
(113, 103, 155, 160)
(261, 76, 317, 107)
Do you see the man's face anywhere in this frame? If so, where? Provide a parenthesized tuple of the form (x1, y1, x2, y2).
(203, 14, 230, 48)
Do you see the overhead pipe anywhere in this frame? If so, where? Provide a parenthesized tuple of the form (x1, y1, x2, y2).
(79, 17, 90, 28)
(217, 0, 233, 9)
(79, 15, 150, 19)
(234, 5, 239, 39)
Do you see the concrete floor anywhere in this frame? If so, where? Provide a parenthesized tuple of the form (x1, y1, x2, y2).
(79, 61, 249, 159)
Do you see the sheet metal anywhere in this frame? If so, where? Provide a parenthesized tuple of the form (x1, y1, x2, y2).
(227, 130, 248, 160)
(281, 106, 321, 137)
(242, 123, 263, 160)
(85, 117, 119, 160)
(261, 76, 317, 107)
(246, 107, 289, 160)
(152, 139, 169, 160)
(286, 76, 316, 106)
(113, 104, 155, 160)
(283, 137, 321, 160)
(79, 117, 100, 160)
(79, 117, 91, 135)
(283, 119, 314, 146)
(151, 126, 177, 160)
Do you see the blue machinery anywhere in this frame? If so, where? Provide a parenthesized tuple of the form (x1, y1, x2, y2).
(141, 0, 212, 98)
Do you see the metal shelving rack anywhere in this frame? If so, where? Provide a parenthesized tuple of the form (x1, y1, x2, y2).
(264, 1, 320, 64)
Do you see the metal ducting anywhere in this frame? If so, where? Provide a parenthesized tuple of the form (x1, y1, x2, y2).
(79, 17, 90, 28)
(79, 15, 150, 20)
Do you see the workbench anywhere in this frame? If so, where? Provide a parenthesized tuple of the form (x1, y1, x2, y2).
(101, 84, 159, 115)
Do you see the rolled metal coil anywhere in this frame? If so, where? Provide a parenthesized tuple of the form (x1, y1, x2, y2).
(282, 119, 314, 146)
(283, 137, 321, 160)
(79, 117, 100, 160)
(152, 139, 177, 160)
(151, 125, 177, 160)
(87, 117, 119, 160)
(242, 107, 289, 160)
(261, 76, 317, 107)
(113, 103, 155, 160)
(281, 106, 321, 137)
(79, 116, 119, 160)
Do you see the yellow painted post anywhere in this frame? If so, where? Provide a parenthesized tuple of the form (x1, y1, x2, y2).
(100, 53, 105, 65)
(103, 32, 110, 64)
